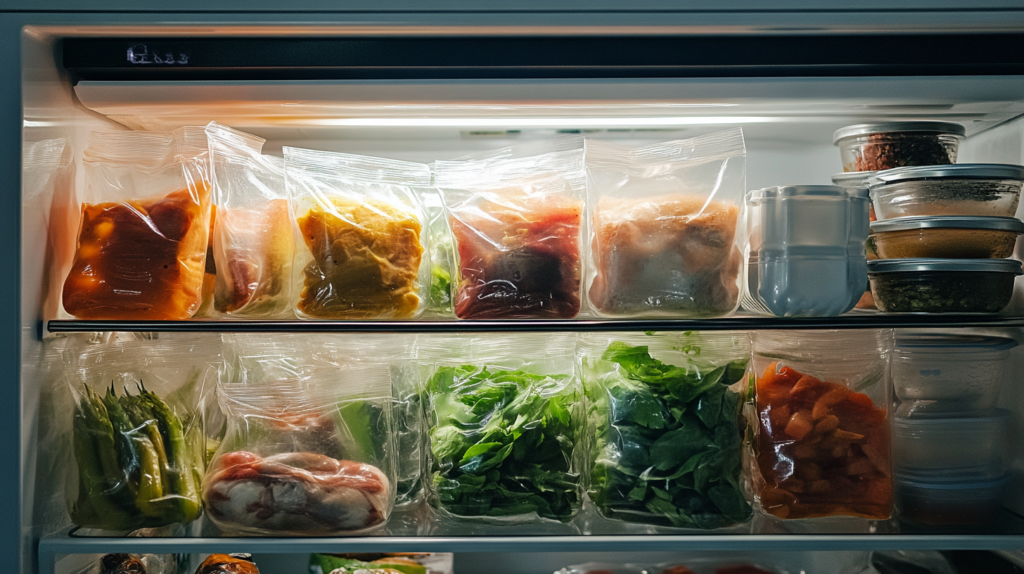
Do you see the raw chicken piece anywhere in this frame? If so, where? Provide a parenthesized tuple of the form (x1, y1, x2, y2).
(204, 451, 391, 535)
(589, 194, 740, 317)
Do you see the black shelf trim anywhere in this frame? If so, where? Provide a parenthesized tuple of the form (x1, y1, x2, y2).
(45, 316, 1024, 333)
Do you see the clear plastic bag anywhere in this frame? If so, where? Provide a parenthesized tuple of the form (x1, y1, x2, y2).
(62, 333, 218, 531)
(75, 553, 182, 574)
(435, 138, 585, 319)
(416, 333, 584, 523)
(422, 189, 456, 317)
(585, 129, 747, 318)
(206, 122, 293, 318)
(205, 336, 396, 535)
(63, 127, 212, 320)
(578, 331, 753, 531)
(751, 330, 893, 523)
(284, 147, 431, 319)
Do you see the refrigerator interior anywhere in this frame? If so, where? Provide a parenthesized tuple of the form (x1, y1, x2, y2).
(19, 24, 1024, 574)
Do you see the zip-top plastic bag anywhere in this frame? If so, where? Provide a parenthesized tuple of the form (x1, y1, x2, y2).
(422, 189, 456, 317)
(62, 333, 219, 532)
(63, 127, 212, 320)
(205, 336, 396, 535)
(416, 333, 584, 523)
(284, 147, 431, 319)
(578, 331, 753, 531)
(435, 138, 585, 319)
(24, 138, 76, 323)
(585, 129, 747, 318)
(206, 123, 293, 318)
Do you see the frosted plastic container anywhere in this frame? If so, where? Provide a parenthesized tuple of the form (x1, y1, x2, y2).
(867, 258, 1023, 313)
(833, 122, 965, 173)
(895, 473, 1010, 528)
(869, 216, 1024, 259)
(868, 164, 1024, 220)
(892, 410, 1010, 474)
(893, 333, 1017, 415)
(746, 186, 868, 317)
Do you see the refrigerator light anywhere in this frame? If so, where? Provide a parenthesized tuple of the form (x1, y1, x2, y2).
(309, 116, 777, 128)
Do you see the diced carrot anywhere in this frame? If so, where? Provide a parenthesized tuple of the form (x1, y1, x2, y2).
(785, 410, 814, 440)
(768, 404, 791, 430)
(834, 429, 865, 442)
(812, 387, 850, 419)
(760, 362, 779, 386)
(813, 415, 840, 435)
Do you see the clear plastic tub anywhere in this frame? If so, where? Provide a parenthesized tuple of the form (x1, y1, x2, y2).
(833, 122, 965, 173)
(893, 333, 1017, 415)
(867, 258, 1022, 313)
(892, 410, 1010, 474)
(895, 472, 1010, 528)
(868, 216, 1024, 259)
(868, 164, 1024, 219)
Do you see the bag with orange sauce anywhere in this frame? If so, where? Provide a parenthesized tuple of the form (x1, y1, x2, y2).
(62, 127, 212, 320)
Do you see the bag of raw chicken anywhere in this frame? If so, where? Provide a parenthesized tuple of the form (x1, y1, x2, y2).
(62, 127, 212, 320)
(284, 147, 431, 319)
(435, 138, 585, 319)
(206, 122, 293, 318)
(204, 339, 396, 535)
(585, 129, 747, 318)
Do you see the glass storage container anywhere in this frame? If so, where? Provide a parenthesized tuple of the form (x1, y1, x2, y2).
(833, 122, 965, 173)
(868, 164, 1024, 220)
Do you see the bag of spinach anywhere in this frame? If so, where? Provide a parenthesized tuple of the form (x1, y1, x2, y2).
(579, 331, 753, 531)
(416, 333, 583, 523)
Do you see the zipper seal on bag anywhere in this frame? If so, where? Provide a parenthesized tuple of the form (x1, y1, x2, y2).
(283, 146, 432, 187)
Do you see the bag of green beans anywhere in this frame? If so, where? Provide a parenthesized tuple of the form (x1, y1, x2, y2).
(62, 333, 220, 532)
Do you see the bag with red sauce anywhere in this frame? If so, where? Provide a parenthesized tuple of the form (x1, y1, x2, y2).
(62, 128, 212, 320)
(205, 123, 293, 318)
(751, 330, 893, 523)
(435, 138, 585, 319)
(204, 337, 396, 535)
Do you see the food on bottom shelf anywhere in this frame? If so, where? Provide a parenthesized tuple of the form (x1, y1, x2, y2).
(215, 199, 293, 315)
(70, 384, 202, 530)
(559, 562, 777, 574)
(205, 451, 390, 534)
(424, 363, 582, 521)
(867, 164, 1024, 219)
(867, 258, 1022, 313)
(450, 191, 582, 319)
(63, 128, 211, 320)
(585, 341, 751, 529)
(833, 122, 965, 172)
(63, 186, 211, 320)
(100, 554, 146, 574)
(196, 554, 260, 574)
(868, 216, 1024, 260)
(310, 554, 428, 574)
(296, 196, 424, 319)
(755, 362, 891, 520)
(589, 195, 741, 317)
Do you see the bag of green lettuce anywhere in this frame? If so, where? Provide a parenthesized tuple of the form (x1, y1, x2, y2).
(415, 333, 583, 524)
(579, 331, 753, 531)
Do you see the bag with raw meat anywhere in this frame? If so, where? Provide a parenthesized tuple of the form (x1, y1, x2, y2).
(204, 344, 396, 535)
(284, 147, 431, 319)
(62, 127, 212, 320)
(435, 138, 585, 319)
(585, 129, 747, 318)
(206, 123, 293, 318)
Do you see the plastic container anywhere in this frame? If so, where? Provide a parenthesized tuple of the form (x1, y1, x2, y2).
(893, 333, 1017, 415)
(868, 216, 1024, 259)
(895, 472, 1011, 528)
(892, 410, 1010, 474)
(868, 164, 1024, 219)
(746, 186, 868, 317)
(752, 330, 892, 522)
(833, 122, 965, 173)
(867, 258, 1022, 313)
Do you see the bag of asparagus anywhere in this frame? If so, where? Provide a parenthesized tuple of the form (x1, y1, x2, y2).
(62, 333, 220, 531)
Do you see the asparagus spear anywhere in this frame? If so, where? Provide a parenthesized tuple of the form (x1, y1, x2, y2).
(140, 383, 201, 522)
(101, 387, 140, 498)
(104, 387, 163, 518)
(72, 388, 134, 529)
(121, 392, 171, 491)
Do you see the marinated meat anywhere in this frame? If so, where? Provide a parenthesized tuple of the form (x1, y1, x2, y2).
(204, 451, 390, 535)
(196, 554, 260, 574)
(100, 554, 146, 574)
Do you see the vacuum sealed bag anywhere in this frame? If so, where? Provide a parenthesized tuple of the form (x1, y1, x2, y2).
(579, 332, 753, 531)
(63, 128, 212, 320)
(62, 334, 217, 531)
(204, 338, 396, 535)
(585, 129, 747, 318)
(284, 147, 430, 319)
(416, 333, 584, 523)
(206, 123, 292, 317)
(435, 139, 585, 319)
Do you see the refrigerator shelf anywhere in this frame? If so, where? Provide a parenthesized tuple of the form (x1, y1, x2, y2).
(44, 315, 1024, 334)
